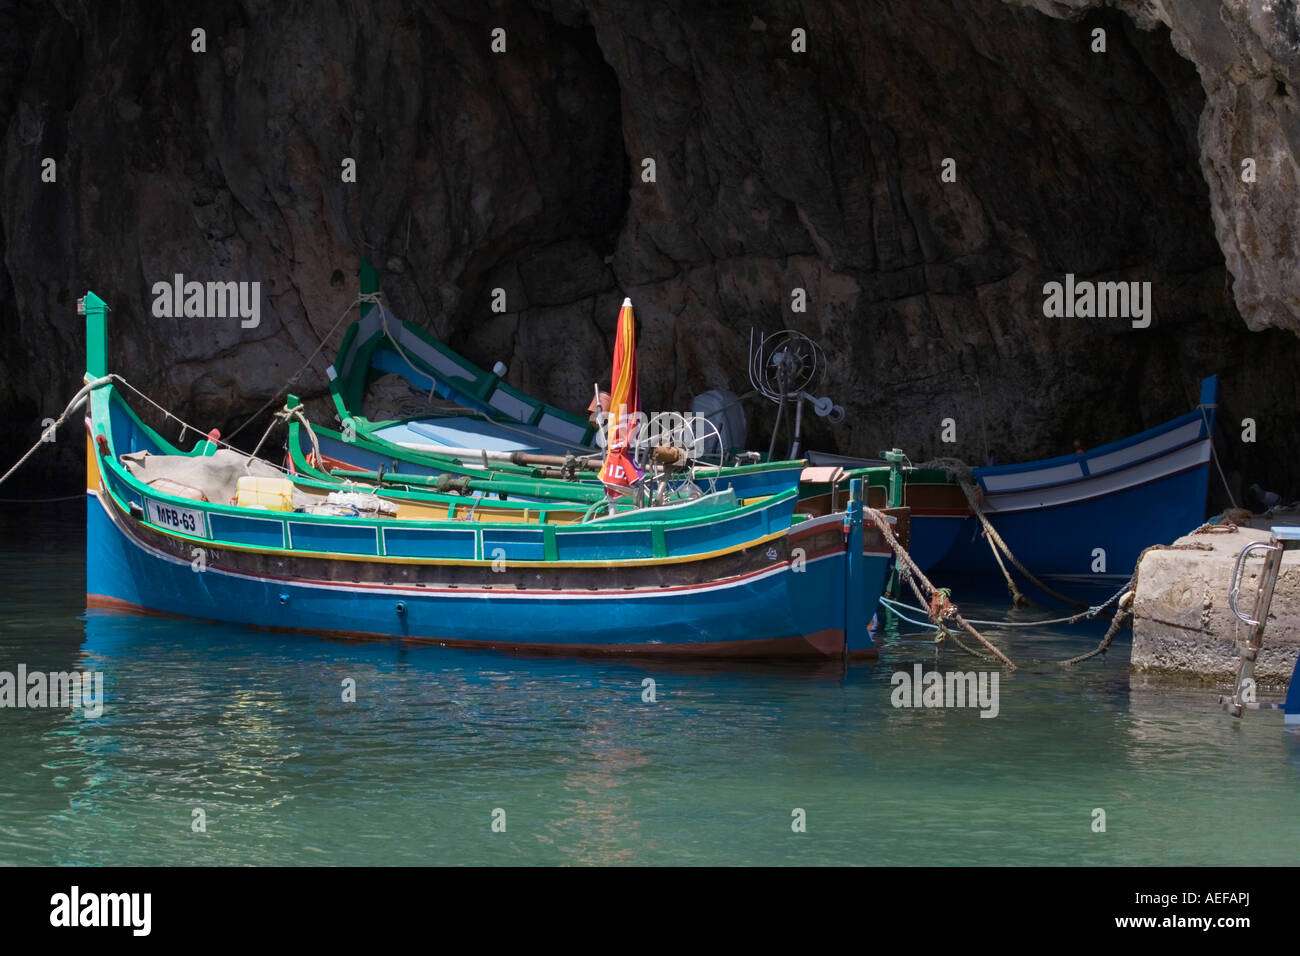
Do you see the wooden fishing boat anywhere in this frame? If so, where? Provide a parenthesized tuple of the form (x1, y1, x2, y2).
(804, 377, 1220, 580)
(288, 414, 804, 504)
(795, 462, 965, 572)
(318, 261, 806, 503)
(325, 262, 1217, 582)
(79, 292, 893, 659)
(934, 380, 1217, 579)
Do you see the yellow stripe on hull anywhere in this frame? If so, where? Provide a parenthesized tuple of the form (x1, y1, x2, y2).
(96, 487, 787, 570)
(86, 431, 101, 493)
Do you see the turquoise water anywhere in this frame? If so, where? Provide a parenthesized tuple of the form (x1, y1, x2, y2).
(2, 503, 1298, 866)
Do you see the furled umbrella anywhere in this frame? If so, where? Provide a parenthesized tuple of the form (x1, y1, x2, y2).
(598, 297, 643, 496)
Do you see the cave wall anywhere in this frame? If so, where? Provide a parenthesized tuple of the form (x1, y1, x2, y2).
(1013, 0, 1300, 335)
(0, 0, 1297, 501)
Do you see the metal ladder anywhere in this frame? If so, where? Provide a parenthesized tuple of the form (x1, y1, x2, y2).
(1220, 527, 1298, 716)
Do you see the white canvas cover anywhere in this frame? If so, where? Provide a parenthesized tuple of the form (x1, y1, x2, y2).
(121, 449, 313, 508)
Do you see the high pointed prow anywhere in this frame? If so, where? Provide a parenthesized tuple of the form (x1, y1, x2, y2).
(359, 258, 379, 308)
(0, 291, 113, 494)
(80, 292, 110, 380)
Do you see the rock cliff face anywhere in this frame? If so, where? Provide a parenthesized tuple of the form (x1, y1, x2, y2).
(1, 0, 1297, 502)
(1013, 0, 1300, 335)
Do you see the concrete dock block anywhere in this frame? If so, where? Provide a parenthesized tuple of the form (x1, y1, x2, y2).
(1130, 527, 1299, 686)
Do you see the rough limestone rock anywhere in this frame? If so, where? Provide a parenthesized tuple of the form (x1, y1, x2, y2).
(1131, 526, 1299, 684)
(1006, 0, 1300, 341)
(1008, 0, 1300, 337)
(1, 0, 1298, 500)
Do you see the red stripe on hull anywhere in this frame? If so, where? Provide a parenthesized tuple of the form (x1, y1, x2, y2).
(88, 594, 186, 617)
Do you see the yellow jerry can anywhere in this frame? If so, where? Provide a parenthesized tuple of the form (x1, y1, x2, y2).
(234, 475, 295, 512)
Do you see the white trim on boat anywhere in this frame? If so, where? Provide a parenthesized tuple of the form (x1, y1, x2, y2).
(979, 419, 1205, 494)
(340, 312, 383, 379)
(397, 324, 468, 380)
(538, 412, 590, 445)
(981, 461, 1084, 493)
(1085, 419, 1203, 477)
(982, 439, 1209, 514)
(488, 388, 533, 423)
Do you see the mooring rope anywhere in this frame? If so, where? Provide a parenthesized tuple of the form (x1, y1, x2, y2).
(226, 294, 368, 442)
(920, 456, 1088, 609)
(1199, 404, 1238, 510)
(864, 506, 1016, 669)
(1058, 584, 1135, 666)
(0, 372, 291, 496)
(882, 576, 1140, 667)
(1058, 532, 1231, 666)
(979, 506, 1030, 607)
(877, 596, 942, 630)
(956, 479, 1090, 609)
(874, 596, 999, 663)
(247, 403, 321, 475)
(937, 622, 995, 661)
(371, 291, 439, 406)
(0, 375, 113, 490)
(920, 456, 1024, 605)
(107, 375, 294, 477)
(879, 592, 1122, 629)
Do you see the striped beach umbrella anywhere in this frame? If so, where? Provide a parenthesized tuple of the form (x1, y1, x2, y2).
(598, 297, 643, 495)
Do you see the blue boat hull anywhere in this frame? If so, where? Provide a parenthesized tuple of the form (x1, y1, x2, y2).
(928, 377, 1218, 581)
(932, 461, 1211, 579)
(904, 514, 967, 572)
(87, 493, 889, 659)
